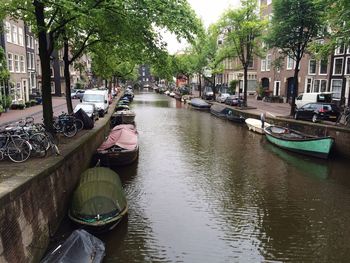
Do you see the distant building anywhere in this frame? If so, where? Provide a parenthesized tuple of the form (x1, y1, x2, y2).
(24, 25, 38, 96)
(4, 17, 29, 103)
(138, 65, 152, 88)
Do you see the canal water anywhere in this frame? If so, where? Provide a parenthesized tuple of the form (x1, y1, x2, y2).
(53, 92, 350, 262)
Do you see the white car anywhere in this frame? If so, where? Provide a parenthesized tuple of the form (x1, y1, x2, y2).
(216, 93, 231, 103)
(74, 103, 99, 121)
(164, 90, 170, 95)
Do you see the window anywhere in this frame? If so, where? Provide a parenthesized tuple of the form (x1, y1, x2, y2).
(333, 58, 343, 75)
(335, 43, 345, 55)
(305, 77, 312, 93)
(266, 55, 271, 71)
(14, 55, 20, 72)
(287, 56, 294, 70)
(20, 55, 25, 73)
(18, 27, 23, 46)
(30, 36, 34, 49)
(313, 79, 327, 92)
(26, 34, 30, 48)
(260, 59, 266, 71)
(11, 25, 18, 44)
(31, 53, 35, 70)
(7, 53, 13, 72)
(248, 58, 254, 68)
(319, 59, 328, 75)
(345, 57, 350, 75)
(5, 22, 11, 42)
(308, 59, 316, 74)
(27, 52, 30, 69)
(331, 79, 342, 100)
(274, 81, 281, 96)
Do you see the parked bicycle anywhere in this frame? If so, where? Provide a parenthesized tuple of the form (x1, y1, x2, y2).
(0, 131, 32, 163)
(53, 113, 78, 137)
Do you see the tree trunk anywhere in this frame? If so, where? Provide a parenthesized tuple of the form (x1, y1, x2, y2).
(243, 66, 248, 107)
(212, 75, 216, 100)
(290, 60, 300, 116)
(63, 38, 73, 114)
(198, 74, 202, 97)
(34, 0, 53, 131)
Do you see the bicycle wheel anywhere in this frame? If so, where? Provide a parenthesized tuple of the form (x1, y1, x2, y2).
(75, 119, 84, 131)
(63, 123, 77, 137)
(7, 138, 31, 163)
(29, 133, 48, 158)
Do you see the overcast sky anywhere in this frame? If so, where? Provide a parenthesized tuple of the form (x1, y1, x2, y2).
(162, 0, 241, 54)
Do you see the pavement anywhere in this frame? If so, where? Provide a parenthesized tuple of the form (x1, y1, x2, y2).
(0, 97, 79, 126)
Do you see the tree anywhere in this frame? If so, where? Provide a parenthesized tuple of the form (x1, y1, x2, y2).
(267, 0, 325, 115)
(216, 0, 266, 107)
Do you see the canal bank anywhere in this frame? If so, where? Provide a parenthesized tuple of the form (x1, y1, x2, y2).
(0, 98, 119, 263)
(210, 101, 350, 159)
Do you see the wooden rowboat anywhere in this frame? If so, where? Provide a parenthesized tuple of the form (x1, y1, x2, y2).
(264, 125, 334, 159)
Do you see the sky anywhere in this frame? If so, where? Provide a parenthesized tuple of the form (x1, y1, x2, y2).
(162, 0, 241, 54)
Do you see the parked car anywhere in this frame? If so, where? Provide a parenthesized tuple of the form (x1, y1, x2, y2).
(294, 102, 340, 123)
(216, 93, 230, 103)
(225, 95, 243, 106)
(202, 87, 214, 100)
(73, 103, 99, 122)
(81, 89, 109, 117)
(295, 92, 332, 108)
(71, 89, 85, 100)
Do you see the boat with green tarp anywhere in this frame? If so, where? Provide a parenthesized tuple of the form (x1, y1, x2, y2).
(264, 125, 334, 159)
(69, 167, 128, 232)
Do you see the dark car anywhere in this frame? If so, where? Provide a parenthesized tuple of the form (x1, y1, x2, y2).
(225, 95, 243, 106)
(294, 102, 340, 123)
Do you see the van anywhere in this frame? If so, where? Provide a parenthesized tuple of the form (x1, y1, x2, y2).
(81, 89, 109, 117)
(295, 92, 332, 108)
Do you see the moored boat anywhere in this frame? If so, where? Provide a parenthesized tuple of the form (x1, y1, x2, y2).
(245, 118, 270, 134)
(96, 124, 139, 166)
(264, 125, 334, 159)
(111, 110, 136, 126)
(210, 104, 231, 119)
(68, 167, 128, 232)
(189, 98, 211, 110)
(41, 229, 105, 263)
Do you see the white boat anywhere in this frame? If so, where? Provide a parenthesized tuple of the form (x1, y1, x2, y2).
(245, 118, 271, 134)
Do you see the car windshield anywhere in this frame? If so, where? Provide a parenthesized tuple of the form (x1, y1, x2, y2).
(83, 94, 104, 102)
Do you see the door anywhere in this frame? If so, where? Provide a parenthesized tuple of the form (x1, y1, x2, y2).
(287, 77, 295, 102)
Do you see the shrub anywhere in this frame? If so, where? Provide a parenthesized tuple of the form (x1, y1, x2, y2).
(25, 102, 31, 108)
(0, 104, 3, 113)
(10, 104, 18, 110)
(18, 104, 25, 110)
(30, 100, 37, 106)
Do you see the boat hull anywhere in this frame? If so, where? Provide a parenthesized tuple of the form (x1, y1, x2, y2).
(97, 146, 139, 166)
(245, 118, 271, 134)
(264, 126, 334, 159)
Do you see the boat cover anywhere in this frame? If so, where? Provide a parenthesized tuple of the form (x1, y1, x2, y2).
(40, 229, 105, 263)
(189, 98, 210, 108)
(70, 167, 127, 222)
(97, 124, 137, 151)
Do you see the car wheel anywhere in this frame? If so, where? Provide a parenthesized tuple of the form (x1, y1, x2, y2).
(312, 114, 318, 123)
(294, 113, 298, 120)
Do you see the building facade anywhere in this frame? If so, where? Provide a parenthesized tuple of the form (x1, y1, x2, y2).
(4, 17, 29, 103)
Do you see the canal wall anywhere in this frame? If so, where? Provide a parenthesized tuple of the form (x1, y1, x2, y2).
(233, 108, 350, 159)
(0, 100, 118, 263)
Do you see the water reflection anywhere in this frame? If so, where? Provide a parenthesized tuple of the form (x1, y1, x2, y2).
(68, 92, 350, 262)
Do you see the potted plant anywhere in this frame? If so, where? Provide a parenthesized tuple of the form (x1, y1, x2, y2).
(256, 85, 264, 100)
(4, 95, 12, 112)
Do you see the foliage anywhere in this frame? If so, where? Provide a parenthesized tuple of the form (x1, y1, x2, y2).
(216, 0, 267, 106)
(267, 0, 325, 115)
(229, 80, 239, 94)
(0, 47, 10, 81)
(0, 104, 3, 113)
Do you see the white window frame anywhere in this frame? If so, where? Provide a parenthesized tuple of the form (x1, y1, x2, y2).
(266, 54, 272, 71)
(5, 22, 12, 43)
(333, 57, 343, 75)
(305, 77, 313, 93)
(308, 59, 316, 75)
(319, 59, 328, 75)
(331, 79, 342, 100)
(287, 56, 294, 70)
(18, 27, 24, 46)
(260, 59, 266, 72)
(345, 57, 350, 75)
(273, 81, 281, 96)
(335, 43, 345, 55)
(14, 54, 20, 73)
(20, 55, 25, 73)
(7, 53, 14, 72)
(11, 25, 18, 44)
